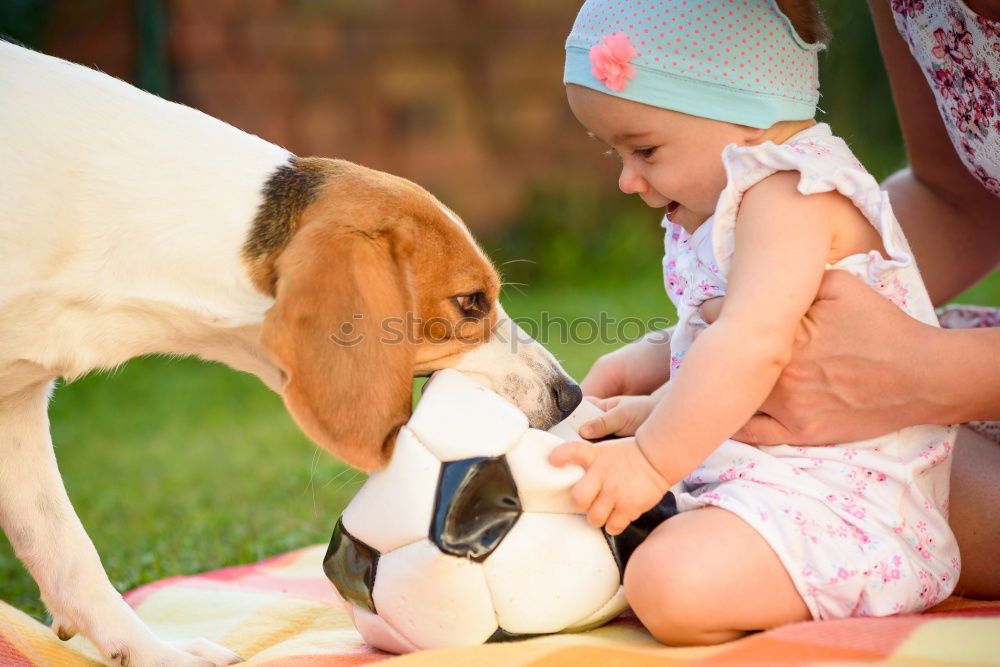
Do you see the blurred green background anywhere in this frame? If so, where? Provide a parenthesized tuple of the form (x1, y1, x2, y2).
(2, 1, 999, 623)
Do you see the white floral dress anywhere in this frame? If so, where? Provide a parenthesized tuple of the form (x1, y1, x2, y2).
(663, 123, 960, 620)
(892, 0, 1000, 196)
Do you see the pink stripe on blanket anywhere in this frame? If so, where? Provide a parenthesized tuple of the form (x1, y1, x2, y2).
(125, 574, 339, 607)
(0, 633, 34, 667)
(124, 547, 337, 607)
(765, 614, 922, 654)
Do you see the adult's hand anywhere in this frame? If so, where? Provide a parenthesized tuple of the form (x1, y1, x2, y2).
(702, 270, 942, 445)
(580, 329, 672, 399)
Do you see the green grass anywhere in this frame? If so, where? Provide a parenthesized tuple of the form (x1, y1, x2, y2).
(2, 267, 999, 623)
(0, 353, 368, 621)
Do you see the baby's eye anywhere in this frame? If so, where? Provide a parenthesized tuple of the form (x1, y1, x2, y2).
(634, 146, 658, 159)
(603, 147, 622, 163)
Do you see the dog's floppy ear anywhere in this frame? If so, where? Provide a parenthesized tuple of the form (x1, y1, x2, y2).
(261, 222, 415, 471)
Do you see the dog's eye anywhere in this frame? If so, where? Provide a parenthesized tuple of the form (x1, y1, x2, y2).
(452, 292, 487, 316)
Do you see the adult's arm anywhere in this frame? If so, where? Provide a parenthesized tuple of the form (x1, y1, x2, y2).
(868, 0, 1000, 304)
(705, 271, 1000, 446)
(714, 5, 1000, 446)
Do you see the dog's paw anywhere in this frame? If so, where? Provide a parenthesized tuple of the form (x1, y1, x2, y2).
(46, 591, 242, 665)
(49, 613, 78, 641)
(169, 638, 244, 665)
(100, 635, 242, 667)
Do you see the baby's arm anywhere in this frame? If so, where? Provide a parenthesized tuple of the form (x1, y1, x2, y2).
(552, 171, 854, 534)
(637, 171, 838, 482)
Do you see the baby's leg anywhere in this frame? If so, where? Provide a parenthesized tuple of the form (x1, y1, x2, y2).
(624, 506, 810, 646)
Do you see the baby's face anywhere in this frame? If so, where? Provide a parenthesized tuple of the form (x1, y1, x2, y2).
(566, 84, 754, 232)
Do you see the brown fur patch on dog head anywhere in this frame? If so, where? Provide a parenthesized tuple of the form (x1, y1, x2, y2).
(243, 156, 331, 295)
(244, 156, 504, 470)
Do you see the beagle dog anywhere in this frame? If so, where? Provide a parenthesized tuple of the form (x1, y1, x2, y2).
(0, 39, 581, 666)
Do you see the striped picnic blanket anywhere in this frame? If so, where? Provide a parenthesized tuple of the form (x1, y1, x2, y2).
(2, 544, 999, 665)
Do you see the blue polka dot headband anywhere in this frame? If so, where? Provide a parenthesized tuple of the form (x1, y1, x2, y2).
(564, 0, 824, 128)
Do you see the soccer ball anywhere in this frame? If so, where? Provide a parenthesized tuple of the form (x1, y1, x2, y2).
(323, 369, 677, 652)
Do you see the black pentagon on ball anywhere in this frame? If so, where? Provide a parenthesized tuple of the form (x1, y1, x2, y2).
(431, 456, 521, 562)
(486, 627, 543, 643)
(603, 491, 679, 581)
(323, 518, 379, 613)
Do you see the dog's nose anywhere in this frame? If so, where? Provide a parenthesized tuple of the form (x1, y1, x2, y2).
(553, 381, 583, 421)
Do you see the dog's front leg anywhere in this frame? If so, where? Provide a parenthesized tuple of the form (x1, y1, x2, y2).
(0, 381, 242, 666)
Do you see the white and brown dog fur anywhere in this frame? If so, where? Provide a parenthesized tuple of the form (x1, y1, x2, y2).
(0, 39, 581, 665)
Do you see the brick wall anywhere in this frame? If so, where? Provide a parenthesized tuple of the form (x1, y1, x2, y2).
(36, 0, 618, 230)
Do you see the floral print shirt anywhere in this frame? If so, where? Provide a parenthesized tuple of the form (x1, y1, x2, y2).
(892, 0, 1000, 195)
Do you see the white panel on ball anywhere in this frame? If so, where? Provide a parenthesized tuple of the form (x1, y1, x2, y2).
(340, 426, 439, 554)
(505, 429, 584, 514)
(546, 398, 604, 441)
(564, 586, 629, 632)
(352, 607, 420, 654)
(482, 513, 621, 634)
(408, 369, 528, 461)
(373, 539, 498, 649)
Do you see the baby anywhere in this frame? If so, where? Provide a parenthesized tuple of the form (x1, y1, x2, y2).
(549, 0, 959, 646)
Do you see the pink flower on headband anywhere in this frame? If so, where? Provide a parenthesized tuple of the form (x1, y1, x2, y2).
(589, 31, 636, 91)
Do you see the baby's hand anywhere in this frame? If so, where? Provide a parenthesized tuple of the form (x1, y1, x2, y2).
(580, 395, 658, 439)
(549, 437, 670, 536)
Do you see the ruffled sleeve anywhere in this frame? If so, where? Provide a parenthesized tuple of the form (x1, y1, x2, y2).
(709, 124, 916, 282)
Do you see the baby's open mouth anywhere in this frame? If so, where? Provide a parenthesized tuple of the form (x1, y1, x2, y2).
(666, 201, 680, 217)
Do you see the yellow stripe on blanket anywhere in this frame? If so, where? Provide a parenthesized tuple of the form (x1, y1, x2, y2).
(2, 544, 999, 666)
